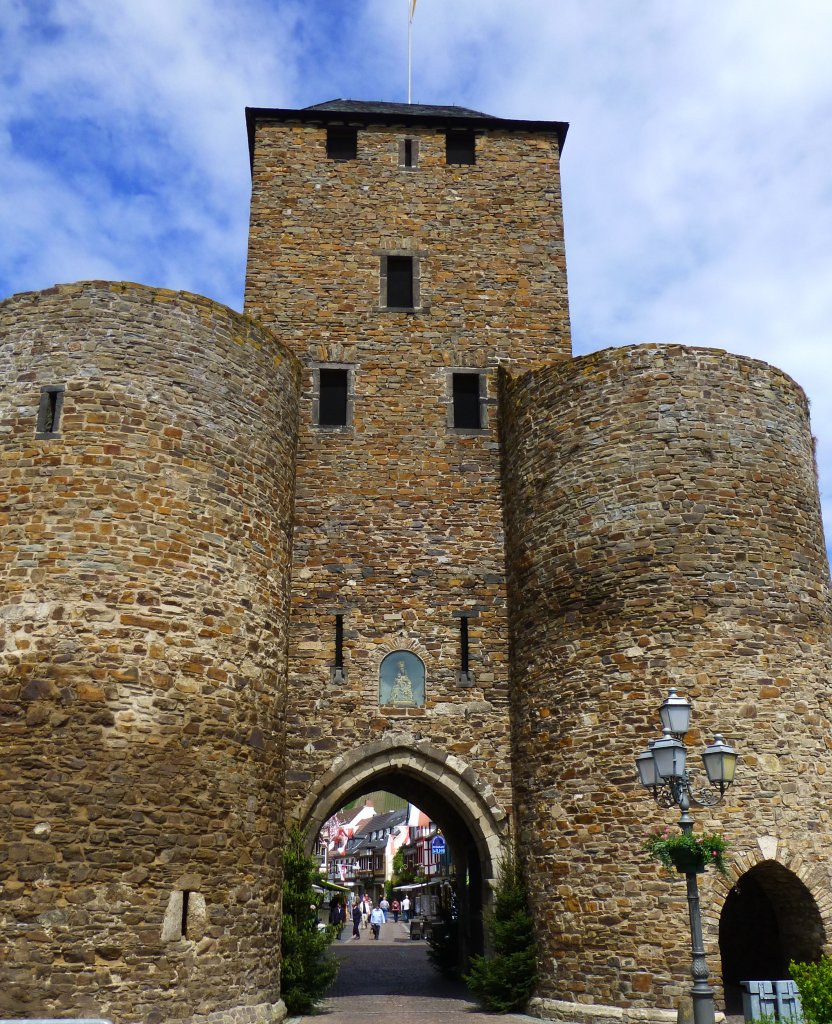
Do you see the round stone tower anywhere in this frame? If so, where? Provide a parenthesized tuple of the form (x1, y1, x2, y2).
(502, 344, 832, 1021)
(0, 282, 300, 1023)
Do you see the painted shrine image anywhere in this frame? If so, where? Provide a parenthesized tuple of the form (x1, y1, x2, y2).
(379, 651, 425, 707)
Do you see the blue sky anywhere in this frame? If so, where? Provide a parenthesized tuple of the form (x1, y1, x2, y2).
(3, 0, 832, 550)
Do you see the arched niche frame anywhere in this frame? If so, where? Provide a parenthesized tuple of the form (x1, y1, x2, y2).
(379, 650, 426, 708)
(373, 635, 430, 709)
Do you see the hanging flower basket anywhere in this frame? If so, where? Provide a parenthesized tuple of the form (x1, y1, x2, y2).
(643, 827, 729, 877)
(667, 848, 706, 875)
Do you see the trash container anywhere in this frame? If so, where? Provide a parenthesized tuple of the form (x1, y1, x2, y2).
(741, 980, 777, 1021)
(774, 979, 803, 1022)
(410, 918, 423, 939)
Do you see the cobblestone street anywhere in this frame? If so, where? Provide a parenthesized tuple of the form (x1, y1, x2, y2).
(304, 921, 541, 1024)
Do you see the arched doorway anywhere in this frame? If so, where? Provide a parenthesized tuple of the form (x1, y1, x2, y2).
(296, 736, 509, 972)
(720, 861, 825, 1013)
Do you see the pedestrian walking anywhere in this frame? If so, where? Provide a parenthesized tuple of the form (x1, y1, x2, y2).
(370, 904, 384, 940)
(402, 895, 411, 923)
(360, 894, 371, 930)
(351, 902, 361, 940)
(380, 896, 390, 922)
(391, 898, 400, 923)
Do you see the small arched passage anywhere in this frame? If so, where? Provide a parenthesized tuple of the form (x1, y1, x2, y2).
(720, 861, 826, 1013)
(295, 734, 511, 969)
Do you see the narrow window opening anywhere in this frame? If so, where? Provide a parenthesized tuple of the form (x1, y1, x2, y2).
(327, 126, 358, 161)
(318, 368, 348, 426)
(446, 130, 476, 165)
(386, 256, 414, 309)
(181, 890, 191, 938)
(335, 614, 344, 670)
(457, 614, 475, 688)
(44, 392, 58, 432)
(331, 613, 347, 684)
(398, 138, 419, 169)
(36, 385, 65, 438)
(452, 373, 482, 429)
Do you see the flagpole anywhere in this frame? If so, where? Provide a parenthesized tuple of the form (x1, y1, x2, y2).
(407, 0, 412, 104)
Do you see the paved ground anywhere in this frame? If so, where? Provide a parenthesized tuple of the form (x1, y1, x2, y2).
(299, 919, 541, 1024)
(294, 922, 739, 1024)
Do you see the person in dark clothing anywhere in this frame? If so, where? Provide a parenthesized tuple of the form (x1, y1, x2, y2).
(329, 899, 345, 939)
(351, 901, 362, 940)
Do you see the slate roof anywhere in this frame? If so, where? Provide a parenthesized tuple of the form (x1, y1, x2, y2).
(305, 99, 494, 119)
(343, 808, 408, 853)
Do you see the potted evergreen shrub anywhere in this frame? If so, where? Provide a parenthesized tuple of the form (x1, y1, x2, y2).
(465, 849, 537, 1012)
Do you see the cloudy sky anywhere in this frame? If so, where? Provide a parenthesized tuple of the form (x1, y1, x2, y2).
(4, 0, 832, 551)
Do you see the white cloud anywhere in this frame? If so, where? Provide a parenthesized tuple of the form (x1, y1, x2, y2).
(1, 0, 306, 305)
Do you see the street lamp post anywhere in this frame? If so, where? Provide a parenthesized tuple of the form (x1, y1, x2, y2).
(635, 689, 739, 1024)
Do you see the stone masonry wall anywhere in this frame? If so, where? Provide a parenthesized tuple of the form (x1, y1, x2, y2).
(244, 118, 572, 830)
(0, 282, 300, 1024)
(502, 344, 832, 1018)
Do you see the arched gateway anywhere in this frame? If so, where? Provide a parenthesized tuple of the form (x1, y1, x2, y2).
(297, 734, 508, 876)
(295, 735, 511, 963)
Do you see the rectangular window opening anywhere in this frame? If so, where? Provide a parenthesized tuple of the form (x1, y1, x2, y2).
(452, 373, 482, 429)
(318, 368, 349, 426)
(446, 130, 476, 165)
(327, 126, 358, 161)
(36, 385, 65, 437)
(385, 256, 414, 309)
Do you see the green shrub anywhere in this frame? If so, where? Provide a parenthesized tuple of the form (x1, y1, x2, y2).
(280, 824, 339, 1015)
(790, 957, 832, 1024)
(464, 849, 537, 1012)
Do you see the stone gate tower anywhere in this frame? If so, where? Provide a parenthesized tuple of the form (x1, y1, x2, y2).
(243, 98, 571, 933)
(4, 97, 832, 1024)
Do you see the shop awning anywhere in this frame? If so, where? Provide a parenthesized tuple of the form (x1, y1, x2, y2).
(313, 879, 351, 893)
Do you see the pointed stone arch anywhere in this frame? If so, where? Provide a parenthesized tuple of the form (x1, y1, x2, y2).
(708, 842, 832, 1014)
(294, 730, 510, 887)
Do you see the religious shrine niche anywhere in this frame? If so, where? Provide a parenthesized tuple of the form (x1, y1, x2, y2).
(379, 650, 426, 708)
